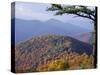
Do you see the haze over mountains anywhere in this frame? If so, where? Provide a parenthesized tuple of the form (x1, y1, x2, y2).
(13, 18, 93, 43)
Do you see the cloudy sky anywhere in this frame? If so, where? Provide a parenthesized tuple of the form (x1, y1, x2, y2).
(14, 1, 94, 30)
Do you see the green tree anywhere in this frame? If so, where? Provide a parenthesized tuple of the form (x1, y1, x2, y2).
(47, 4, 96, 23)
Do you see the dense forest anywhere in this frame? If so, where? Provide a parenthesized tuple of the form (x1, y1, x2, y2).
(15, 34, 94, 73)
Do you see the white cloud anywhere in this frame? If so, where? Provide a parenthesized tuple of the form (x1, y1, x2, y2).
(15, 3, 53, 21)
(14, 2, 94, 26)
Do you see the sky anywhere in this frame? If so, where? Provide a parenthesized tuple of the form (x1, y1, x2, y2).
(14, 1, 95, 30)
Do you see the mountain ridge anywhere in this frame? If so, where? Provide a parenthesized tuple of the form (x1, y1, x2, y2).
(12, 18, 92, 43)
(15, 34, 93, 72)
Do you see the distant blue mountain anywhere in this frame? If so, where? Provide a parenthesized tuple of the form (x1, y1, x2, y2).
(74, 32, 94, 44)
(12, 18, 92, 43)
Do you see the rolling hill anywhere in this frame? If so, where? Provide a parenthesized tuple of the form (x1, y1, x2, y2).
(15, 34, 93, 72)
(74, 32, 94, 44)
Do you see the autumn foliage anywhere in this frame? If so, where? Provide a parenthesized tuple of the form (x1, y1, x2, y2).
(15, 35, 94, 73)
